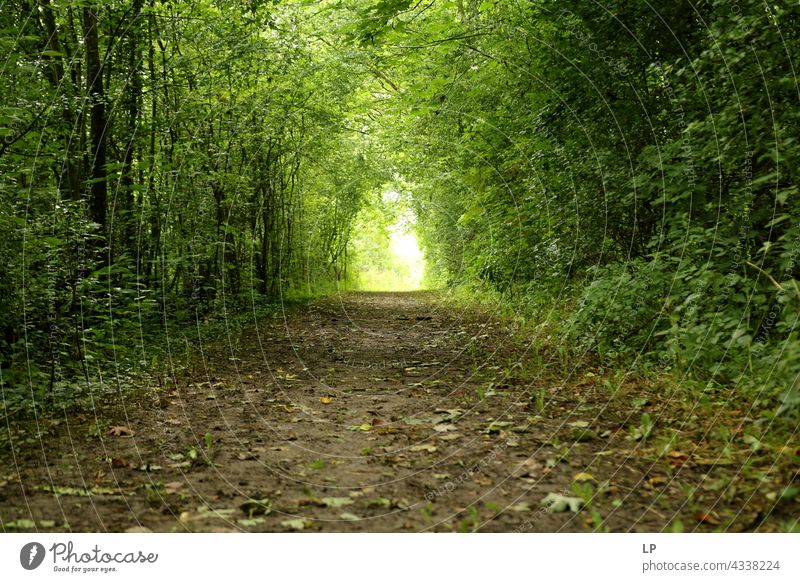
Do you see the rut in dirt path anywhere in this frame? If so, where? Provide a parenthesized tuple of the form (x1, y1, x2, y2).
(2, 292, 769, 532)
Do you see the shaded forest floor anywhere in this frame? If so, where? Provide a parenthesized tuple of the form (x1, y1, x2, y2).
(1, 292, 798, 532)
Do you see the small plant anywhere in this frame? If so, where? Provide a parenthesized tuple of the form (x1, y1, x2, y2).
(458, 505, 481, 533)
(419, 501, 434, 523)
(204, 432, 214, 459)
(531, 388, 546, 413)
(780, 518, 800, 533)
(142, 482, 166, 505)
(186, 446, 200, 466)
(185, 432, 215, 468)
(667, 519, 685, 533)
(571, 482, 605, 531)
(630, 412, 654, 441)
(309, 458, 326, 470)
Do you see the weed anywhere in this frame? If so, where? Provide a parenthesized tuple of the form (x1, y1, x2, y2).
(531, 388, 546, 413)
(458, 505, 481, 533)
(309, 459, 326, 470)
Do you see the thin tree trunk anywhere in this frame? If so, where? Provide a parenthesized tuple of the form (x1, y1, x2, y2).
(120, 0, 144, 257)
(83, 5, 107, 233)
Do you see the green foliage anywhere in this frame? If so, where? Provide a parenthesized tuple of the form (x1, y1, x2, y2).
(339, 0, 800, 417)
(0, 0, 383, 423)
(348, 188, 425, 291)
(1, 0, 798, 427)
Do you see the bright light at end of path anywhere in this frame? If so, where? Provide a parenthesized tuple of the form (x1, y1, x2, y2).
(389, 221, 425, 290)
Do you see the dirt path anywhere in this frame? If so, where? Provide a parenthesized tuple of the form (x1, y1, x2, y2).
(1, 292, 794, 532)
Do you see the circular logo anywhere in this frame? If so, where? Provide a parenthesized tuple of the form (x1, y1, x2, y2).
(20, 542, 46, 570)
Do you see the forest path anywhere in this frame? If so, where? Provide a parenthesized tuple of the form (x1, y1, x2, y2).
(0, 292, 782, 532)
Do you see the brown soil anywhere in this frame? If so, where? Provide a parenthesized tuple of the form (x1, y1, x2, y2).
(1, 292, 796, 532)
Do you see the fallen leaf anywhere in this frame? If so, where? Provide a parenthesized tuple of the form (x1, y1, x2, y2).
(339, 512, 360, 521)
(107, 425, 134, 437)
(573, 472, 594, 482)
(240, 498, 272, 518)
(36, 484, 133, 497)
(515, 458, 541, 478)
(320, 396, 333, 404)
(568, 421, 590, 428)
(237, 517, 265, 527)
(433, 423, 457, 433)
(694, 511, 721, 525)
(164, 481, 184, 494)
(439, 433, 462, 441)
(510, 502, 531, 512)
(484, 421, 513, 434)
(347, 424, 372, 432)
(570, 428, 597, 442)
(281, 519, 307, 531)
(4, 519, 36, 529)
(237, 451, 257, 461)
(743, 434, 762, 451)
(667, 450, 689, 468)
(433, 408, 465, 422)
(409, 443, 437, 453)
(540, 492, 585, 513)
(196, 506, 238, 520)
(321, 497, 354, 508)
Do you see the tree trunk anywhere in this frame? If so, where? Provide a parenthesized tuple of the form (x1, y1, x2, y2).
(83, 6, 107, 232)
(120, 0, 144, 257)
